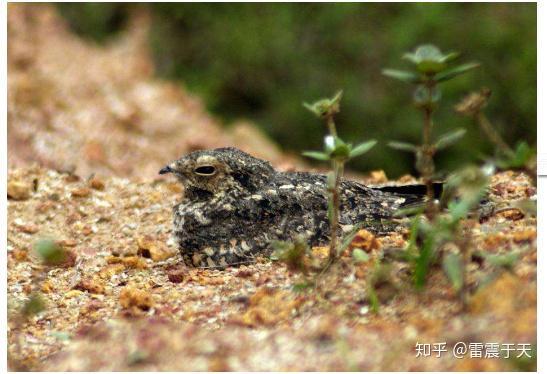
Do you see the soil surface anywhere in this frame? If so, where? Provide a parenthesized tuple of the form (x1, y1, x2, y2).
(7, 4, 537, 371)
(7, 167, 537, 371)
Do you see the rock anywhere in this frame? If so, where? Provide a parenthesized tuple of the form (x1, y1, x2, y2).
(88, 176, 106, 190)
(65, 290, 84, 299)
(121, 256, 148, 270)
(232, 288, 302, 327)
(98, 263, 126, 280)
(167, 268, 186, 283)
(74, 278, 106, 295)
(11, 248, 28, 262)
(7, 179, 32, 200)
(235, 266, 254, 278)
(58, 238, 77, 247)
(119, 286, 154, 311)
(71, 187, 91, 198)
(350, 229, 380, 252)
(13, 220, 39, 234)
(496, 208, 525, 221)
(512, 229, 536, 243)
(60, 249, 78, 268)
(137, 235, 176, 262)
(369, 170, 388, 184)
(41, 280, 53, 293)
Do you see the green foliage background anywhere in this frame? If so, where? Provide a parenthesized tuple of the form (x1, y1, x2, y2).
(57, 3, 536, 177)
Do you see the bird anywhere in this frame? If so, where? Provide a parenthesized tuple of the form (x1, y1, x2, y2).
(159, 147, 428, 268)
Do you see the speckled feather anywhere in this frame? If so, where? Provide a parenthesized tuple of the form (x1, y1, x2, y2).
(161, 147, 423, 268)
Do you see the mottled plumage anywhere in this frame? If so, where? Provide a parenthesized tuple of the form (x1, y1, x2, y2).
(160, 147, 423, 268)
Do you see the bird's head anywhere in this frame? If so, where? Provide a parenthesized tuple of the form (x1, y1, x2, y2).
(159, 147, 274, 198)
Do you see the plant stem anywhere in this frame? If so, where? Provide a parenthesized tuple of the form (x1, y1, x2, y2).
(475, 113, 514, 157)
(457, 221, 473, 312)
(327, 116, 338, 137)
(328, 160, 343, 260)
(324, 114, 343, 261)
(422, 84, 436, 218)
(476, 112, 536, 185)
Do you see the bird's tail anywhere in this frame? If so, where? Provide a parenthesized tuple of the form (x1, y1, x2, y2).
(372, 182, 444, 211)
(373, 182, 443, 199)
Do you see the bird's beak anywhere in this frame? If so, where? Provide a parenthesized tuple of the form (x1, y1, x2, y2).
(159, 165, 173, 175)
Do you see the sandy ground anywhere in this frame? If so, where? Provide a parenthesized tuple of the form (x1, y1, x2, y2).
(7, 167, 536, 371)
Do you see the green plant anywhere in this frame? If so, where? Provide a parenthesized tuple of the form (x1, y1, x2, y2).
(384, 44, 479, 216)
(271, 236, 311, 274)
(403, 165, 490, 309)
(366, 261, 398, 314)
(455, 88, 537, 182)
(57, 4, 536, 176)
(34, 239, 68, 266)
(303, 91, 376, 261)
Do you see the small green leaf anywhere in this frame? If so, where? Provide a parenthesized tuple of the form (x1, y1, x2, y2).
(382, 69, 422, 84)
(448, 199, 473, 221)
(393, 205, 425, 218)
(435, 62, 480, 82)
(330, 142, 351, 160)
(402, 45, 448, 74)
(330, 90, 344, 106)
(367, 286, 380, 313)
(440, 51, 460, 63)
(413, 234, 436, 290)
(302, 151, 330, 161)
(349, 140, 377, 158)
(352, 248, 370, 263)
(127, 350, 148, 365)
(413, 85, 441, 106)
(417, 60, 446, 74)
(303, 90, 343, 118)
(303, 102, 315, 113)
(303, 99, 331, 118)
(482, 251, 520, 269)
(434, 128, 467, 151)
(443, 253, 464, 291)
(292, 282, 314, 293)
(509, 141, 535, 167)
(402, 52, 420, 64)
(404, 215, 421, 255)
(387, 141, 418, 153)
(22, 293, 46, 317)
(34, 239, 66, 266)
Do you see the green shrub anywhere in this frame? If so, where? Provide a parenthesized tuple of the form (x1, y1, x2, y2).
(56, 3, 536, 176)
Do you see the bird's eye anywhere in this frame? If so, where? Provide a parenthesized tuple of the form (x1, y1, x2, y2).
(194, 165, 216, 176)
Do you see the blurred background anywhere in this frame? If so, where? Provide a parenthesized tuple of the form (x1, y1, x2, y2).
(10, 3, 537, 178)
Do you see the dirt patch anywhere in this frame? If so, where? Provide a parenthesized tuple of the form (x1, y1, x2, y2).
(7, 167, 536, 371)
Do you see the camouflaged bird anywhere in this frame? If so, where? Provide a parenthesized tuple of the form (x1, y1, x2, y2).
(160, 147, 427, 268)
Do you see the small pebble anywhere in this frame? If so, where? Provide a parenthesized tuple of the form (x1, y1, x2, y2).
(8, 179, 32, 200)
(71, 187, 91, 198)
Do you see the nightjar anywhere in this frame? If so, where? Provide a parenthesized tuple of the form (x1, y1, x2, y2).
(160, 147, 427, 268)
